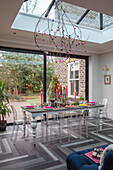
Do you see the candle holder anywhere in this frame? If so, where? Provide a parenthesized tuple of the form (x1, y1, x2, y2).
(51, 98, 55, 103)
(40, 104, 43, 108)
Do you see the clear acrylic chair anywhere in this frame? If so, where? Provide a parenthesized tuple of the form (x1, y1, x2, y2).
(86, 98, 108, 135)
(58, 109, 87, 140)
(42, 111, 62, 144)
(10, 104, 31, 144)
(66, 110, 82, 140)
(85, 108, 99, 135)
(101, 98, 108, 125)
(101, 98, 108, 118)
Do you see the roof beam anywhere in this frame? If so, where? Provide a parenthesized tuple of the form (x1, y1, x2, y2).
(100, 13, 103, 30)
(76, 9, 90, 24)
(45, 0, 56, 18)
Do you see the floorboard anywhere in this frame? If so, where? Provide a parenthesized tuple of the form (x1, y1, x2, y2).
(0, 120, 113, 170)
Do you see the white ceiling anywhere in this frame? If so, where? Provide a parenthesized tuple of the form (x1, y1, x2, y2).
(0, 0, 113, 55)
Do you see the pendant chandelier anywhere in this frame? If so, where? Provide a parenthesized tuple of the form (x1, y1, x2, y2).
(34, 0, 87, 58)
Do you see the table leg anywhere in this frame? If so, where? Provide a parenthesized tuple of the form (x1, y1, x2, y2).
(31, 117, 37, 145)
(99, 109, 103, 131)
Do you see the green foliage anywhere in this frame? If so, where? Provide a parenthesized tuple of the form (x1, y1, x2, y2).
(0, 52, 43, 94)
(72, 98, 79, 105)
(0, 52, 55, 95)
(0, 80, 11, 121)
(79, 96, 84, 100)
(76, 99, 79, 105)
(46, 61, 55, 90)
(49, 74, 59, 99)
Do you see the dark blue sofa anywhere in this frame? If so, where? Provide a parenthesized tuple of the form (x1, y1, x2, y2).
(66, 145, 113, 170)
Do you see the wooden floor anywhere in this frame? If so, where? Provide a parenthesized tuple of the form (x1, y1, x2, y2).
(0, 119, 113, 170)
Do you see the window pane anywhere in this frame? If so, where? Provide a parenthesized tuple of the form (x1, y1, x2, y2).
(71, 80, 74, 95)
(70, 71, 73, 79)
(76, 80, 79, 96)
(70, 65, 73, 78)
(68, 59, 85, 98)
(0, 51, 43, 123)
(75, 71, 79, 78)
(70, 80, 79, 96)
(46, 56, 56, 99)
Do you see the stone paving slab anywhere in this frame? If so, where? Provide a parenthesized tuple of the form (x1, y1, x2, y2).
(6, 101, 40, 124)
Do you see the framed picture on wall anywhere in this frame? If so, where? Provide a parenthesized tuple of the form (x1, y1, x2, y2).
(104, 75, 111, 85)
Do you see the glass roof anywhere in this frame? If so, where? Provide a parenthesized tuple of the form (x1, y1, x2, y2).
(19, 0, 113, 30)
(20, 0, 55, 19)
(56, 1, 113, 30)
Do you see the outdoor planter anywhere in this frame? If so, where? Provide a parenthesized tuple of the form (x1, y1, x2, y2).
(0, 120, 7, 131)
(0, 80, 11, 131)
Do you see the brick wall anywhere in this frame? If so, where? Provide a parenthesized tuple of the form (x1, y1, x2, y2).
(79, 59, 85, 99)
(55, 57, 68, 86)
(55, 57, 85, 99)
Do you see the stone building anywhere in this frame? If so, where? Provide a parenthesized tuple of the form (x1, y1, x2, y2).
(55, 57, 86, 100)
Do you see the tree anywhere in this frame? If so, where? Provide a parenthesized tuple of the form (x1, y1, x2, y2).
(0, 52, 43, 94)
(46, 56, 55, 91)
(0, 51, 55, 96)
(49, 74, 59, 100)
(21, 0, 39, 14)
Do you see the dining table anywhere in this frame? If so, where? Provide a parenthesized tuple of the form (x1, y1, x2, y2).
(21, 104, 104, 145)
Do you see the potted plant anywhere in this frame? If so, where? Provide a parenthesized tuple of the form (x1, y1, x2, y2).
(0, 80, 11, 131)
(79, 96, 85, 104)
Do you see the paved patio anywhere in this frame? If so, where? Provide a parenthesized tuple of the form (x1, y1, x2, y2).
(7, 101, 40, 124)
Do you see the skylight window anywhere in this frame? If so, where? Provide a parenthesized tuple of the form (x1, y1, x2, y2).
(20, 0, 55, 19)
(19, 0, 113, 30)
(12, 0, 113, 44)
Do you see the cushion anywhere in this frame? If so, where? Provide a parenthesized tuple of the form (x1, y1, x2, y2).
(66, 145, 108, 170)
(101, 150, 113, 170)
(80, 164, 98, 170)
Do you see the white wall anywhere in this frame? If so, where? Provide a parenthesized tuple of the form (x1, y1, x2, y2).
(99, 51, 113, 118)
(89, 51, 113, 118)
(89, 54, 100, 102)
